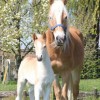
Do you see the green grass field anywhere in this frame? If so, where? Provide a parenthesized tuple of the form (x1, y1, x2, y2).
(0, 79, 100, 91)
(0, 81, 17, 91)
(79, 79, 100, 91)
(0, 79, 100, 100)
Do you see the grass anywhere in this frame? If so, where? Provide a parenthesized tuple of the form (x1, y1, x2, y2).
(79, 79, 100, 91)
(82, 96, 100, 100)
(0, 79, 100, 91)
(0, 81, 17, 91)
(0, 79, 100, 100)
(79, 79, 100, 100)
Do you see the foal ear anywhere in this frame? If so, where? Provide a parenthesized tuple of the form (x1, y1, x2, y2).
(42, 32, 46, 40)
(33, 33, 37, 41)
(49, 0, 54, 5)
(62, 0, 67, 5)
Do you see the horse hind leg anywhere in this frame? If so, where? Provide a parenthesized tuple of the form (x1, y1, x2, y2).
(72, 68, 81, 100)
(16, 79, 27, 100)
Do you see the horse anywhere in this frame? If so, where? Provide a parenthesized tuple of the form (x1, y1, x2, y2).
(16, 33, 54, 100)
(45, 0, 84, 100)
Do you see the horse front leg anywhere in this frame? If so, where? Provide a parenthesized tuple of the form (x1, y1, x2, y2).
(67, 73, 73, 100)
(34, 84, 41, 100)
(43, 84, 51, 100)
(16, 79, 26, 100)
(61, 72, 71, 100)
(53, 74, 61, 100)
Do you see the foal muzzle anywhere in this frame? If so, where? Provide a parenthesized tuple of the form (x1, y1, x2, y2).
(37, 55, 43, 61)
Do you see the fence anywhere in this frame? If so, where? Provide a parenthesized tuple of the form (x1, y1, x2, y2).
(78, 89, 100, 100)
(22, 89, 100, 100)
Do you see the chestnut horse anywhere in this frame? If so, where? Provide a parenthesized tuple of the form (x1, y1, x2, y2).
(45, 0, 84, 100)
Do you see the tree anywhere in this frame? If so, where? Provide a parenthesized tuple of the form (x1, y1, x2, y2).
(0, 0, 99, 76)
(67, 0, 100, 78)
(67, 0, 99, 35)
(32, 0, 48, 32)
(0, 0, 50, 69)
(0, 0, 33, 69)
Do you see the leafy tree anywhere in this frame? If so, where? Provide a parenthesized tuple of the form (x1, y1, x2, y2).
(0, 0, 99, 76)
(0, 0, 33, 69)
(67, 0, 99, 78)
(32, 0, 48, 32)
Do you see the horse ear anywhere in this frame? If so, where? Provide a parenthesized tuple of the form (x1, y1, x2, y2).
(49, 0, 54, 5)
(33, 33, 37, 41)
(62, 0, 67, 5)
(42, 32, 46, 40)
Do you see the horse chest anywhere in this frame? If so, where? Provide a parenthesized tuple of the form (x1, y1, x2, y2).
(50, 51, 69, 64)
(50, 54, 73, 73)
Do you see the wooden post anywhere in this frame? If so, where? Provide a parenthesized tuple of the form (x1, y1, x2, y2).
(2, 59, 10, 84)
(93, 88, 98, 99)
(0, 55, 3, 81)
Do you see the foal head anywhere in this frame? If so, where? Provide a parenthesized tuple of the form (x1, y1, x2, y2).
(33, 33, 46, 61)
(48, 0, 68, 46)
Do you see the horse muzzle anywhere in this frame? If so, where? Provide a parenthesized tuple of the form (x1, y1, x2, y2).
(37, 55, 43, 61)
(56, 35, 66, 46)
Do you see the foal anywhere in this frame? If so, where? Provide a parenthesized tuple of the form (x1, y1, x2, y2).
(16, 33, 54, 100)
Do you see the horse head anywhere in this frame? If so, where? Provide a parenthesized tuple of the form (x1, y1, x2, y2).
(33, 33, 46, 61)
(48, 0, 68, 46)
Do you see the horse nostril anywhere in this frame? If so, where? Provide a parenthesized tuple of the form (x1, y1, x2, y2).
(56, 36, 61, 43)
(56, 36, 59, 40)
(64, 36, 66, 41)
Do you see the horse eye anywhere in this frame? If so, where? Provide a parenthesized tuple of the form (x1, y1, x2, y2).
(33, 46, 35, 49)
(33, 48, 36, 53)
(49, 16, 53, 20)
(44, 45, 46, 48)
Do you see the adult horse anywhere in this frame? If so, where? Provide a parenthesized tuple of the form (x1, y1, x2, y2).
(45, 0, 84, 100)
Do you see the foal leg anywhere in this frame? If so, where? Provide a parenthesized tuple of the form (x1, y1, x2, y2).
(72, 68, 81, 100)
(34, 84, 42, 100)
(29, 85, 34, 100)
(16, 79, 26, 100)
(43, 85, 51, 100)
(53, 74, 61, 100)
